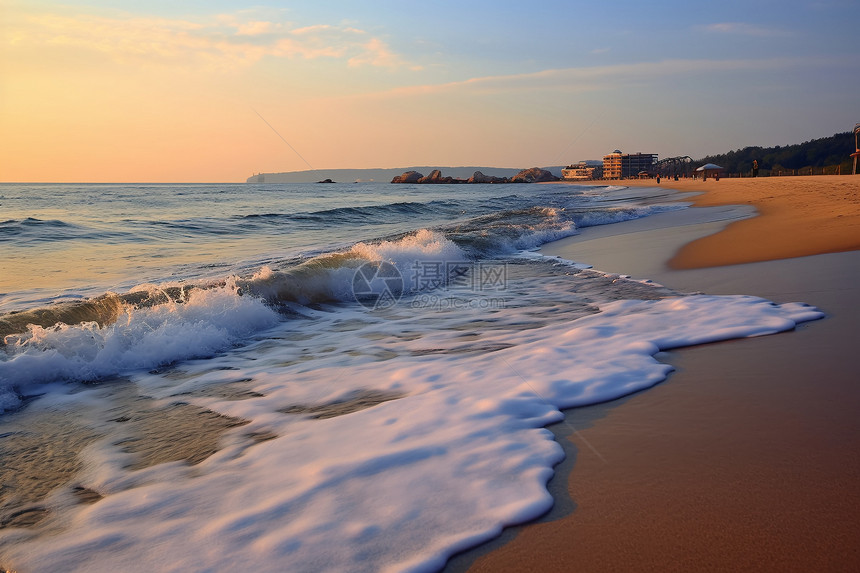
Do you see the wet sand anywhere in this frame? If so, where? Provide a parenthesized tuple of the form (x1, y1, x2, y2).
(0, 378, 254, 533)
(447, 176, 860, 571)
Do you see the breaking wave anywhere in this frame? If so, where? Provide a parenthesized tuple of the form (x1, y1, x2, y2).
(0, 194, 680, 410)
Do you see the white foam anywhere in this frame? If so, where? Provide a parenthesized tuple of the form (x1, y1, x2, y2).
(519, 250, 665, 287)
(0, 285, 280, 401)
(0, 285, 823, 572)
(0, 230, 471, 408)
(350, 229, 468, 291)
(511, 223, 579, 251)
(574, 204, 684, 229)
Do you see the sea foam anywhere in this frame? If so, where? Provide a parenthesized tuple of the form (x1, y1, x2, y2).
(0, 184, 825, 572)
(0, 284, 280, 406)
(0, 277, 823, 572)
(0, 230, 469, 410)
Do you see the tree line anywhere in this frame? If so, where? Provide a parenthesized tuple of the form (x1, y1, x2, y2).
(696, 131, 854, 175)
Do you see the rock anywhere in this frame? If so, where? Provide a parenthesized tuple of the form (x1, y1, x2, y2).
(391, 171, 423, 184)
(316, 178, 335, 184)
(418, 169, 444, 184)
(510, 167, 560, 183)
(416, 170, 465, 184)
(468, 171, 490, 183)
(468, 171, 509, 184)
(392, 169, 499, 184)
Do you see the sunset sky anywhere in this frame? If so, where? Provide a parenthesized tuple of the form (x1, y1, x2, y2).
(2, 0, 858, 182)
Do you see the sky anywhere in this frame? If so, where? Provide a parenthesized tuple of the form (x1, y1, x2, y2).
(1, 0, 858, 182)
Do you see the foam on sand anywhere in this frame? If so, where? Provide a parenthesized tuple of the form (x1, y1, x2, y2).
(0, 282, 821, 572)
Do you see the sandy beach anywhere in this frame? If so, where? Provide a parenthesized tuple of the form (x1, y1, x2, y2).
(616, 175, 860, 268)
(448, 175, 860, 571)
(2, 176, 857, 571)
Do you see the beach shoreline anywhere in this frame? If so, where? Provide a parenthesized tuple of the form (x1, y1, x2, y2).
(2, 177, 858, 571)
(594, 174, 860, 268)
(447, 175, 860, 571)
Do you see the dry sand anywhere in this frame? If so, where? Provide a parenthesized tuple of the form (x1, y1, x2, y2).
(445, 175, 860, 572)
(618, 175, 860, 268)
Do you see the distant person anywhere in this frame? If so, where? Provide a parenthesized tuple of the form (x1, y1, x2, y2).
(752, 159, 759, 177)
(656, 174, 661, 184)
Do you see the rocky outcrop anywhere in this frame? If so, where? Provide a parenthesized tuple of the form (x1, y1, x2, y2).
(418, 170, 443, 183)
(417, 170, 464, 184)
(510, 167, 559, 183)
(467, 171, 509, 184)
(391, 167, 558, 184)
(391, 171, 423, 183)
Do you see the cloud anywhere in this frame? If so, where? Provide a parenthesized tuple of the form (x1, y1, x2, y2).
(5, 8, 414, 70)
(332, 57, 824, 101)
(290, 24, 336, 36)
(699, 22, 791, 37)
(235, 21, 280, 36)
(348, 38, 422, 70)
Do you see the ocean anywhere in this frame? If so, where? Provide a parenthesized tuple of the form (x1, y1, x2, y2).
(0, 182, 821, 572)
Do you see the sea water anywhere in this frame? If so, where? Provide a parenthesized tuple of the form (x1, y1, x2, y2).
(0, 182, 821, 571)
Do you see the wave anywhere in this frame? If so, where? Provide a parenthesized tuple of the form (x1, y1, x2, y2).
(309, 200, 459, 220)
(438, 206, 568, 256)
(0, 198, 678, 406)
(106, 201, 465, 242)
(1, 202, 674, 340)
(0, 284, 280, 409)
(236, 229, 468, 305)
(0, 230, 469, 408)
(571, 204, 683, 228)
(440, 203, 680, 257)
(0, 218, 130, 244)
(235, 200, 463, 226)
(0, 229, 469, 341)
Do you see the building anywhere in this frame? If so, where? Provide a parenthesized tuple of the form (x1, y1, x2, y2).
(602, 150, 658, 179)
(624, 152, 658, 178)
(603, 150, 623, 179)
(561, 160, 603, 180)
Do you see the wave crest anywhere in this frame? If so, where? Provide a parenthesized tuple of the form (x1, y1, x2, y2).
(0, 285, 280, 406)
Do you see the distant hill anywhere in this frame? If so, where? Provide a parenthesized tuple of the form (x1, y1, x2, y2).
(246, 166, 565, 183)
(697, 131, 854, 175)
